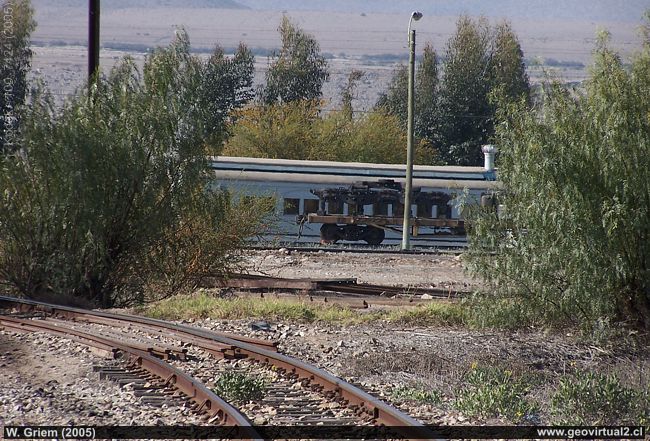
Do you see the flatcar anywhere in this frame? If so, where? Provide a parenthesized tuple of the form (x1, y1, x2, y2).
(210, 153, 499, 245)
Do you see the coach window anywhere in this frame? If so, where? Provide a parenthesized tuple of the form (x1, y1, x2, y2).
(303, 199, 319, 214)
(283, 198, 300, 215)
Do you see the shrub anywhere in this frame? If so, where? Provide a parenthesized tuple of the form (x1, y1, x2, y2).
(551, 371, 648, 425)
(464, 21, 650, 331)
(213, 371, 267, 403)
(391, 384, 443, 405)
(454, 365, 538, 423)
(0, 31, 271, 307)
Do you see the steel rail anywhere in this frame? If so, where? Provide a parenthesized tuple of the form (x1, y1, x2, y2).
(0, 296, 277, 351)
(1, 296, 443, 440)
(0, 315, 264, 441)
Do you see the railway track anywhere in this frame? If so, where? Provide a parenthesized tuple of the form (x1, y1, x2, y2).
(247, 240, 467, 255)
(0, 296, 442, 440)
(209, 274, 467, 299)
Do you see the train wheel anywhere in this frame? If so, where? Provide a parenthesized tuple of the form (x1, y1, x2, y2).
(364, 226, 385, 245)
(320, 224, 340, 244)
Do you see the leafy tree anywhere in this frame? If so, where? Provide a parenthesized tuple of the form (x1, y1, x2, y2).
(379, 16, 530, 166)
(341, 69, 364, 120)
(201, 43, 255, 149)
(0, 0, 36, 154)
(437, 15, 493, 166)
(414, 43, 440, 146)
(262, 16, 329, 104)
(375, 44, 440, 160)
(376, 65, 408, 126)
(223, 100, 321, 160)
(464, 26, 650, 332)
(0, 31, 272, 307)
(489, 21, 530, 105)
(225, 101, 435, 165)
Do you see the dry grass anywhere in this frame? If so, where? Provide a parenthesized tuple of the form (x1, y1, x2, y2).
(139, 290, 465, 325)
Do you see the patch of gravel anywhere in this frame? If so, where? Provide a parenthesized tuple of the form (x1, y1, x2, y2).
(0, 330, 206, 426)
(246, 249, 477, 291)
(181, 315, 649, 425)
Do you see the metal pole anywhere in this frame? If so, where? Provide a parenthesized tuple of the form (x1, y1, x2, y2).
(88, 0, 100, 85)
(401, 29, 416, 250)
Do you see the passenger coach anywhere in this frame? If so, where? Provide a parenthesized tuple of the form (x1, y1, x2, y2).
(210, 153, 499, 245)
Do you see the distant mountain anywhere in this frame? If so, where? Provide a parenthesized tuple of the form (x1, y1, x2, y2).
(237, 0, 648, 23)
(31, 0, 248, 9)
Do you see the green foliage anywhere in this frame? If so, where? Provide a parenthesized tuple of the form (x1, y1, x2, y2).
(0, 31, 271, 307)
(376, 65, 408, 126)
(489, 21, 530, 105)
(341, 69, 364, 120)
(224, 100, 321, 159)
(437, 16, 494, 166)
(0, 0, 36, 153)
(213, 371, 268, 403)
(551, 371, 648, 425)
(454, 365, 538, 423)
(200, 43, 255, 148)
(378, 16, 530, 166)
(415, 43, 440, 144)
(262, 16, 329, 104)
(225, 102, 435, 164)
(391, 384, 443, 405)
(465, 23, 650, 331)
(376, 43, 440, 150)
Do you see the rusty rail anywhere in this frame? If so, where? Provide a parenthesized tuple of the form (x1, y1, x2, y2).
(210, 274, 465, 298)
(0, 296, 442, 440)
(0, 296, 277, 351)
(0, 315, 264, 440)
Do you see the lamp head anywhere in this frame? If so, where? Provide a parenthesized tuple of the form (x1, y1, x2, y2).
(411, 11, 423, 21)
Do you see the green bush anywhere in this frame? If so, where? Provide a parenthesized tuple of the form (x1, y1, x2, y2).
(0, 31, 271, 307)
(551, 371, 648, 425)
(464, 20, 650, 331)
(391, 384, 443, 405)
(454, 365, 538, 423)
(213, 371, 268, 403)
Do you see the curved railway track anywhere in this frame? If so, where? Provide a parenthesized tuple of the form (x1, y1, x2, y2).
(0, 296, 443, 440)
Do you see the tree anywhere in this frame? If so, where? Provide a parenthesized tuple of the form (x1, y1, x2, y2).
(489, 21, 530, 105)
(224, 100, 435, 165)
(0, 0, 36, 154)
(464, 25, 650, 332)
(437, 15, 493, 166)
(201, 43, 255, 149)
(414, 43, 440, 146)
(341, 69, 364, 120)
(375, 65, 408, 126)
(376, 44, 439, 146)
(0, 31, 272, 307)
(223, 100, 321, 160)
(262, 16, 329, 104)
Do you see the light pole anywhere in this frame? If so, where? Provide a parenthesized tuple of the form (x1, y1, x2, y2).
(88, 0, 100, 85)
(401, 11, 422, 250)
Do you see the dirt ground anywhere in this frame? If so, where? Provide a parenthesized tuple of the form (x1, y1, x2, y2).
(234, 250, 649, 424)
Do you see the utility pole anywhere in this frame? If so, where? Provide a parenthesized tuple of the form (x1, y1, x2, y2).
(401, 11, 422, 251)
(88, 0, 100, 85)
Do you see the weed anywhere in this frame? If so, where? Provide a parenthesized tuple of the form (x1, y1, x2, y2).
(454, 365, 538, 423)
(213, 371, 267, 403)
(385, 301, 466, 326)
(551, 371, 648, 425)
(391, 384, 443, 405)
(140, 292, 465, 325)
